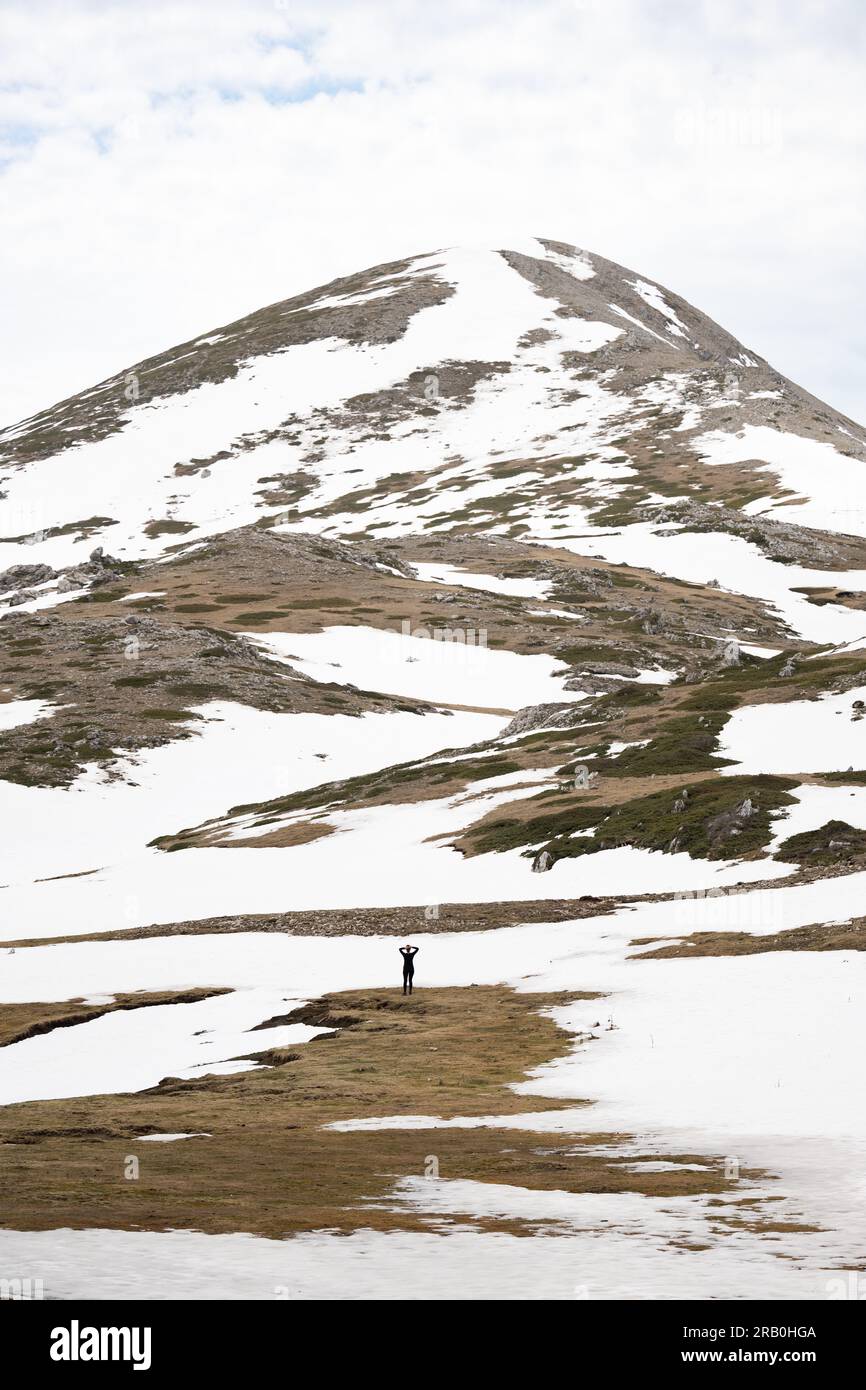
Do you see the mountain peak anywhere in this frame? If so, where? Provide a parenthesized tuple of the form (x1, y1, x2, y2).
(1, 236, 865, 589)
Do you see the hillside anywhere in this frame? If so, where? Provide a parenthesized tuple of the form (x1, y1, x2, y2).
(2, 238, 866, 1300)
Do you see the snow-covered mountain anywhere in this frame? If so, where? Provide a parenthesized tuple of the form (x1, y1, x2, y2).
(2, 238, 866, 1301)
(3, 238, 866, 579)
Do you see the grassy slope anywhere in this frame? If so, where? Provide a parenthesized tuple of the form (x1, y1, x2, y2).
(0, 986, 769, 1238)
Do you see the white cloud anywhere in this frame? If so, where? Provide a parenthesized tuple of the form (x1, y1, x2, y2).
(1, 0, 864, 426)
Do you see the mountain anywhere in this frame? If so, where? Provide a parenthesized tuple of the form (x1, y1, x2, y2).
(3, 238, 866, 568)
(2, 238, 866, 1299)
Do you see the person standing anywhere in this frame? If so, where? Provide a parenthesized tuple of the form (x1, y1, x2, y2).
(399, 944, 419, 995)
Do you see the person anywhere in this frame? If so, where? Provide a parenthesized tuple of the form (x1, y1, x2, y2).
(399, 944, 419, 995)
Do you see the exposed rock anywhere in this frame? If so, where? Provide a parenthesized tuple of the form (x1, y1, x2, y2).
(0, 563, 54, 593)
(643, 498, 859, 569)
(705, 797, 758, 848)
(640, 607, 666, 635)
(500, 702, 581, 738)
(57, 554, 123, 592)
(532, 849, 554, 873)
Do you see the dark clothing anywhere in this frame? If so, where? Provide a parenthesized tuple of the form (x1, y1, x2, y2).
(399, 946, 418, 994)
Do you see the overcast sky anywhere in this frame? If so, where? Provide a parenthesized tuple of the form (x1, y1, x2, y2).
(1, 0, 864, 428)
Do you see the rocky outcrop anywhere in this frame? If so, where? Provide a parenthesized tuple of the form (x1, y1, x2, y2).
(705, 797, 756, 849)
(642, 498, 863, 569)
(56, 547, 125, 594)
(0, 563, 54, 594)
(500, 702, 582, 739)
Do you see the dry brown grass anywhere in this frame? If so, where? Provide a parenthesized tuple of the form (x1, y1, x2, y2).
(632, 919, 866, 959)
(0, 985, 762, 1239)
(201, 820, 335, 850)
(54, 527, 789, 663)
(0, 989, 229, 1049)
